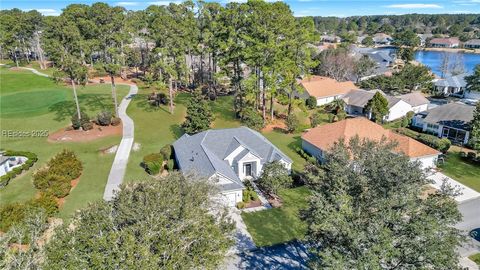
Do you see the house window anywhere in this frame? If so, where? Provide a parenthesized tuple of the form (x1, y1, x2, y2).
(244, 163, 252, 177)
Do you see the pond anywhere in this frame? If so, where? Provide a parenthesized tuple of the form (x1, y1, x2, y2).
(414, 50, 480, 77)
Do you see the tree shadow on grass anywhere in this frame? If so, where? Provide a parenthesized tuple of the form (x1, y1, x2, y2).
(170, 124, 184, 139)
(48, 100, 76, 122)
(287, 136, 302, 153)
(134, 94, 171, 113)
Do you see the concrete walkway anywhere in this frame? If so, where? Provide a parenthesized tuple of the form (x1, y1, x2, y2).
(428, 172, 480, 203)
(103, 84, 138, 201)
(19, 67, 50, 77)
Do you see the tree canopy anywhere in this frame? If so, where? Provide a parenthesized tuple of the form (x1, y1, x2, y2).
(303, 138, 463, 269)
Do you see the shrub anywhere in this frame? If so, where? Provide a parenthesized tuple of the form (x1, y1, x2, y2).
(257, 161, 292, 196)
(467, 152, 477, 160)
(336, 111, 347, 121)
(286, 114, 299, 133)
(166, 159, 175, 172)
(306, 96, 317, 109)
(327, 113, 335, 123)
(143, 153, 164, 175)
(96, 110, 112, 126)
(71, 111, 90, 130)
(45, 175, 71, 198)
(242, 188, 259, 203)
(111, 117, 121, 126)
(0, 174, 11, 187)
(0, 203, 25, 232)
(236, 201, 245, 209)
(310, 113, 323, 128)
(240, 108, 264, 130)
(33, 168, 51, 190)
(395, 128, 451, 153)
(47, 150, 83, 180)
(160, 144, 173, 160)
(29, 193, 58, 216)
(12, 167, 23, 175)
(82, 121, 94, 131)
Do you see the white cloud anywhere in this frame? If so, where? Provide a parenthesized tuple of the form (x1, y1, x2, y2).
(115, 2, 140, 6)
(148, 1, 182, 5)
(385, 3, 443, 9)
(23, 8, 60, 16)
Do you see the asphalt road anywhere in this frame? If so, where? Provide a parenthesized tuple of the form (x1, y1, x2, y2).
(457, 198, 480, 257)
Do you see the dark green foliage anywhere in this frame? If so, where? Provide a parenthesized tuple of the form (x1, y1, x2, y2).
(81, 121, 93, 131)
(257, 161, 292, 196)
(166, 159, 175, 171)
(240, 108, 264, 130)
(303, 138, 462, 269)
(310, 112, 323, 128)
(182, 90, 214, 134)
(30, 193, 59, 216)
(401, 111, 415, 127)
(143, 153, 164, 175)
(47, 149, 83, 180)
(45, 175, 71, 198)
(44, 172, 235, 269)
(361, 36, 374, 46)
(395, 128, 451, 153)
(32, 168, 51, 190)
(286, 114, 299, 133)
(306, 96, 317, 109)
(466, 65, 480, 93)
(96, 110, 112, 126)
(71, 111, 90, 130)
(365, 92, 389, 123)
(393, 29, 420, 47)
(469, 101, 480, 151)
(242, 181, 259, 203)
(397, 47, 415, 62)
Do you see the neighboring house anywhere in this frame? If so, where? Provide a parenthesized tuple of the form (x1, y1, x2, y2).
(298, 76, 358, 106)
(412, 102, 475, 145)
(302, 118, 440, 169)
(417, 34, 433, 47)
(172, 127, 292, 206)
(342, 89, 413, 122)
(373, 33, 393, 45)
(433, 73, 467, 97)
(464, 39, 480, 49)
(0, 154, 27, 177)
(320, 35, 341, 43)
(398, 92, 430, 113)
(429, 37, 460, 48)
(353, 47, 395, 80)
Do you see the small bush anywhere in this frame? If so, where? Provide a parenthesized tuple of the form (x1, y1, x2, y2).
(306, 96, 317, 109)
(0, 174, 11, 187)
(166, 159, 175, 171)
(395, 128, 451, 153)
(48, 150, 83, 180)
(327, 113, 335, 123)
(160, 144, 173, 160)
(81, 121, 94, 131)
(111, 117, 121, 126)
(242, 188, 259, 203)
(310, 113, 323, 128)
(286, 114, 299, 133)
(29, 193, 58, 216)
(33, 168, 51, 190)
(45, 175, 71, 198)
(143, 153, 164, 175)
(236, 201, 245, 209)
(12, 167, 23, 175)
(71, 111, 90, 130)
(96, 111, 112, 126)
(0, 203, 25, 232)
(460, 151, 467, 158)
(336, 111, 347, 121)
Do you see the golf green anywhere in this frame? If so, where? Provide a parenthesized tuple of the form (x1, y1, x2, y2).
(0, 89, 69, 118)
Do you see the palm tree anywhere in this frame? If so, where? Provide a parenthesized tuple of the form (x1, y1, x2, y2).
(329, 98, 346, 114)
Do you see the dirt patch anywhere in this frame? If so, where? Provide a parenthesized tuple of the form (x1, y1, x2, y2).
(9, 243, 29, 252)
(100, 144, 118, 155)
(48, 123, 122, 143)
(262, 119, 287, 133)
(90, 76, 136, 86)
(244, 200, 263, 209)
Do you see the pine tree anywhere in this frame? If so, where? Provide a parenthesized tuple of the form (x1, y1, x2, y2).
(182, 90, 214, 134)
(365, 92, 389, 123)
(470, 102, 480, 151)
(465, 64, 480, 93)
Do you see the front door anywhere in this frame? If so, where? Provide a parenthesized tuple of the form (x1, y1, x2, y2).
(244, 163, 252, 177)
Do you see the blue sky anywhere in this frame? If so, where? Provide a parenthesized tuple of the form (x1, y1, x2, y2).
(2, 0, 480, 17)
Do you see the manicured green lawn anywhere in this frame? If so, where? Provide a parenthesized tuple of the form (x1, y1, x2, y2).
(469, 253, 480, 266)
(0, 66, 129, 219)
(241, 186, 311, 247)
(438, 152, 480, 192)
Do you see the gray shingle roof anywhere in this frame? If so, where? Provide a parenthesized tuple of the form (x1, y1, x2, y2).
(399, 92, 430, 107)
(434, 74, 467, 88)
(173, 127, 292, 192)
(422, 102, 475, 130)
(343, 89, 400, 109)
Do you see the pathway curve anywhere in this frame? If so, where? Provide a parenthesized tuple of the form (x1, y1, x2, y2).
(7, 65, 138, 201)
(103, 84, 138, 200)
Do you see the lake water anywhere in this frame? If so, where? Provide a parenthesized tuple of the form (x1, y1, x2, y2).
(414, 50, 480, 77)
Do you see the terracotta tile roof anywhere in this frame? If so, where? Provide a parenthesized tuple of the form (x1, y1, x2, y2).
(430, 37, 460, 45)
(302, 118, 440, 158)
(299, 76, 358, 99)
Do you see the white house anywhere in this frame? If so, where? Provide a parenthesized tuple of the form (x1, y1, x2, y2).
(412, 102, 475, 145)
(0, 155, 27, 177)
(298, 76, 359, 106)
(172, 127, 292, 206)
(342, 89, 418, 122)
(301, 118, 441, 169)
(433, 73, 468, 97)
(398, 92, 430, 113)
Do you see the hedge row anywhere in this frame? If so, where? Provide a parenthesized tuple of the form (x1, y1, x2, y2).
(142, 145, 175, 175)
(32, 149, 82, 199)
(395, 128, 451, 153)
(0, 150, 38, 188)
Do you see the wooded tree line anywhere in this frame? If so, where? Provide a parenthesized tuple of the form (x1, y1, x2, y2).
(0, 1, 317, 126)
(314, 14, 480, 40)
